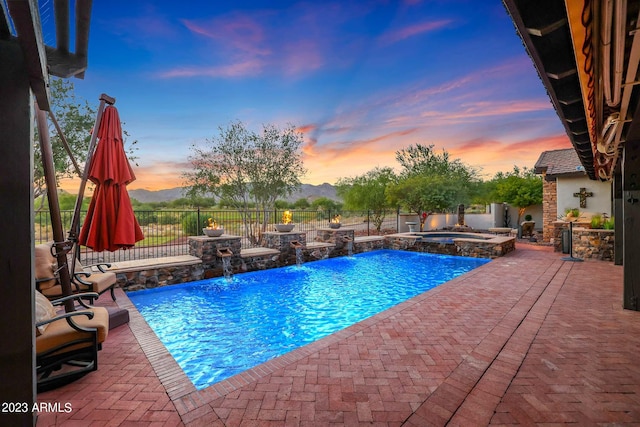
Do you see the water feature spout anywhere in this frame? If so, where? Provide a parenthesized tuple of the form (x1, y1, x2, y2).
(217, 248, 233, 257)
(290, 241, 304, 266)
(342, 236, 354, 256)
(217, 248, 233, 280)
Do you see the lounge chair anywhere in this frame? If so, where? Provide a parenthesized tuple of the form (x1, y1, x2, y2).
(35, 243, 117, 302)
(35, 291, 109, 392)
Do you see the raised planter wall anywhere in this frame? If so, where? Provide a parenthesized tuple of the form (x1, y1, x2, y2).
(572, 227, 615, 261)
(552, 222, 614, 261)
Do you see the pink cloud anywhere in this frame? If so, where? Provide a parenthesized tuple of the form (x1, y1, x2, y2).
(282, 39, 325, 76)
(379, 19, 453, 45)
(182, 16, 271, 57)
(156, 59, 264, 78)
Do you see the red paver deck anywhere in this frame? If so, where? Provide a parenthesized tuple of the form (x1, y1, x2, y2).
(36, 245, 640, 426)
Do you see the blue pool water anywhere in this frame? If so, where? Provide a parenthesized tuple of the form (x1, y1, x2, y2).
(128, 250, 489, 389)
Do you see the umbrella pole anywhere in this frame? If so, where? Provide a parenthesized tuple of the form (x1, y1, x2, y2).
(35, 103, 75, 313)
(68, 93, 115, 244)
(47, 110, 82, 177)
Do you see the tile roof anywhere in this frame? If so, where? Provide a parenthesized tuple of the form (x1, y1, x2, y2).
(534, 148, 587, 178)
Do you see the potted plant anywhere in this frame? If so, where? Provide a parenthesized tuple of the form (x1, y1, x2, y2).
(603, 217, 615, 230)
(565, 207, 580, 221)
(275, 210, 295, 232)
(590, 214, 603, 229)
(329, 214, 342, 229)
(203, 218, 224, 237)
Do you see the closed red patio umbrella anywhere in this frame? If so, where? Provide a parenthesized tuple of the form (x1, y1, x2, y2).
(79, 105, 143, 252)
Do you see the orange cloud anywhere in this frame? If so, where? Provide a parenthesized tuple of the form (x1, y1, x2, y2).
(447, 134, 573, 177)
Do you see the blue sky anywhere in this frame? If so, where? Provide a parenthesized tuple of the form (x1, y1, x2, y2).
(54, 0, 571, 191)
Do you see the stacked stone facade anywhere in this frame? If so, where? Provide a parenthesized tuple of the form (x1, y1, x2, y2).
(542, 173, 558, 242)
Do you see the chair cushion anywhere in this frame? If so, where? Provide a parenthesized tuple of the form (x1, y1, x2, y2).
(35, 291, 57, 336)
(36, 307, 109, 355)
(72, 259, 116, 294)
(35, 243, 57, 290)
(80, 272, 116, 293)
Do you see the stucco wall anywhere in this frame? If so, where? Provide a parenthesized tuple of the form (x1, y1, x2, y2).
(557, 176, 612, 217)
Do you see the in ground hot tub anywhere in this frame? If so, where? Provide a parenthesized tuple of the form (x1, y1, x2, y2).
(385, 231, 515, 258)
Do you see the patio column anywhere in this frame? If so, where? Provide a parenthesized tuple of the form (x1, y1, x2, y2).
(613, 172, 623, 266)
(622, 141, 640, 311)
(0, 41, 36, 424)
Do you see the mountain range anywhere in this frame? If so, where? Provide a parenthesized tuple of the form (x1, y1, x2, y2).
(128, 183, 340, 204)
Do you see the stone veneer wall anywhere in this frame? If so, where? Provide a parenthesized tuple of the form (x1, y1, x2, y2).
(353, 237, 385, 253)
(117, 264, 203, 291)
(552, 222, 615, 261)
(384, 234, 514, 259)
(457, 239, 515, 258)
(315, 227, 356, 257)
(189, 235, 243, 278)
(263, 231, 307, 266)
(572, 227, 615, 261)
(542, 173, 557, 243)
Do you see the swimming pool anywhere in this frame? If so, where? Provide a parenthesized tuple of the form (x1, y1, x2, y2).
(128, 249, 489, 389)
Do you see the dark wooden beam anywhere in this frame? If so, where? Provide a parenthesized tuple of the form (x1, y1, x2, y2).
(7, 0, 50, 111)
(45, 46, 87, 78)
(54, 0, 69, 52)
(0, 1, 11, 40)
(525, 18, 567, 37)
(622, 141, 640, 310)
(74, 0, 93, 79)
(613, 171, 623, 265)
(0, 38, 37, 427)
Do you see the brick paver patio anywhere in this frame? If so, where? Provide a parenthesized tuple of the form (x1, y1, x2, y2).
(36, 245, 640, 426)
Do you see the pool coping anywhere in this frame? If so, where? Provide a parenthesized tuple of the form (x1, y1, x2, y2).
(387, 231, 515, 244)
(117, 248, 494, 407)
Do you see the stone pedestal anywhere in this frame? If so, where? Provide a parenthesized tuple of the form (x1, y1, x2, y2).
(315, 228, 355, 257)
(262, 231, 307, 266)
(188, 235, 242, 278)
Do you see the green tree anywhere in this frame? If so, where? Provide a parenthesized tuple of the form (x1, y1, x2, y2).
(336, 167, 396, 231)
(490, 166, 542, 224)
(34, 79, 95, 208)
(168, 196, 216, 209)
(184, 120, 306, 245)
(293, 198, 310, 210)
(309, 197, 342, 220)
(274, 199, 290, 209)
(389, 144, 479, 230)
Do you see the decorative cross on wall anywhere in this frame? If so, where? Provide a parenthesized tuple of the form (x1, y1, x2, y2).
(573, 187, 593, 208)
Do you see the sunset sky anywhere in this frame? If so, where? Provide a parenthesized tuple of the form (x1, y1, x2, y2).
(53, 0, 572, 192)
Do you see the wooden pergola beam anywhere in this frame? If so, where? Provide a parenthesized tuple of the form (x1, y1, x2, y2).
(54, 0, 69, 52)
(74, 0, 93, 79)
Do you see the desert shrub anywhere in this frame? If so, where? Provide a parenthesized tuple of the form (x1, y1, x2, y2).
(158, 212, 180, 225)
(180, 212, 201, 236)
(135, 211, 158, 226)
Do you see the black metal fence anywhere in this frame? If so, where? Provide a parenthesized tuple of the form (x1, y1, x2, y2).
(35, 209, 399, 265)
